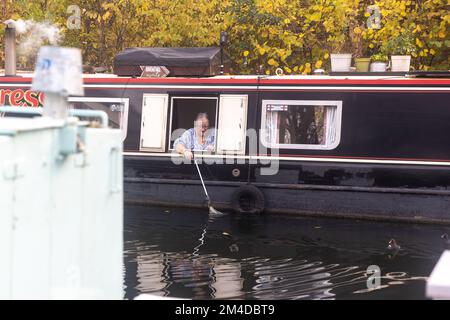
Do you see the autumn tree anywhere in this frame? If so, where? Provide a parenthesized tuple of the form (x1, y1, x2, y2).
(0, 0, 448, 73)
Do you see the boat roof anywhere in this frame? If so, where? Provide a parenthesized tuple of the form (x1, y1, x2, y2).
(1, 70, 449, 83)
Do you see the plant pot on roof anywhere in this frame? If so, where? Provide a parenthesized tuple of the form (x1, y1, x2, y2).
(331, 53, 352, 72)
(350, 25, 371, 72)
(383, 31, 416, 72)
(370, 53, 389, 72)
(330, 39, 352, 72)
(355, 57, 371, 72)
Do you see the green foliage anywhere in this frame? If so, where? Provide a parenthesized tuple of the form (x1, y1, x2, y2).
(371, 53, 388, 62)
(382, 30, 416, 55)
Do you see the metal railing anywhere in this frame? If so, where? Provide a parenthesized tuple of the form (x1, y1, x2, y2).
(0, 106, 109, 128)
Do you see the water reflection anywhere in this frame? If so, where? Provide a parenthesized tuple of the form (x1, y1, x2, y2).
(124, 205, 448, 300)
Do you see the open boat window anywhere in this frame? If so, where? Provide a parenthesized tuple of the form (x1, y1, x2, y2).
(169, 97, 218, 151)
(68, 97, 129, 141)
(261, 100, 342, 150)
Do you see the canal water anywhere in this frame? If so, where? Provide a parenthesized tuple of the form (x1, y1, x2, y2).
(124, 205, 449, 300)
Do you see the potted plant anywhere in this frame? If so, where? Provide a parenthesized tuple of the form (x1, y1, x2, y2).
(383, 31, 416, 72)
(370, 53, 389, 72)
(355, 56, 371, 72)
(330, 37, 352, 72)
(350, 25, 371, 72)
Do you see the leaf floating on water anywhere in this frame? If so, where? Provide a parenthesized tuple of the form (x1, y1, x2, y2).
(222, 232, 231, 236)
(314, 226, 322, 229)
(164, 210, 170, 213)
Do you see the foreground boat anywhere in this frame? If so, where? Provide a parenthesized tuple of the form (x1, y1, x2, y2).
(1, 73, 450, 223)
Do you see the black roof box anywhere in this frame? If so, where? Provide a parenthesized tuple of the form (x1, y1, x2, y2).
(113, 47, 231, 77)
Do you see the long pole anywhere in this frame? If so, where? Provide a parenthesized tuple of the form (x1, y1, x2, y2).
(194, 157, 211, 205)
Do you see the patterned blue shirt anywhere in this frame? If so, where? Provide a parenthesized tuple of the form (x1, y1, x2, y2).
(174, 128, 216, 151)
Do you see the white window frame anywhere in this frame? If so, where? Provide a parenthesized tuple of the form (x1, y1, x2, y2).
(261, 99, 343, 150)
(168, 96, 219, 151)
(139, 93, 169, 152)
(68, 97, 130, 141)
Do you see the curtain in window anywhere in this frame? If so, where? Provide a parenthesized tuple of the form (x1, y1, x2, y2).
(266, 106, 279, 145)
(325, 106, 337, 146)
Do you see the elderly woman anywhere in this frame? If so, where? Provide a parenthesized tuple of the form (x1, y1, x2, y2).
(174, 113, 216, 160)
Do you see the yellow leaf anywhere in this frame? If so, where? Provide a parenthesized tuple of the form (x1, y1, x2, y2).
(353, 27, 361, 34)
(303, 64, 311, 74)
(310, 12, 321, 22)
(315, 60, 323, 69)
(258, 48, 265, 55)
(416, 38, 423, 48)
(438, 31, 446, 38)
(430, 48, 435, 55)
(243, 50, 249, 57)
(323, 52, 329, 60)
(268, 58, 278, 66)
(103, 11, 111, 21)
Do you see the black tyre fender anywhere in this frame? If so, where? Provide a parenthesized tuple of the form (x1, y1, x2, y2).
(231, 184, 265, 214)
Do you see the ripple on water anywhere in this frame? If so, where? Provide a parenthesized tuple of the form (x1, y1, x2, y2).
(124, 206, 439, 300)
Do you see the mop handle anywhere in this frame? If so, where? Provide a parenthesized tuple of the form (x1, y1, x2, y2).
(194, 157, 210, 203)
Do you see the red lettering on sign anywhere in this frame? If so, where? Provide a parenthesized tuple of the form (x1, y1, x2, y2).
(10, 89, 25, 106)
(0, 89, 11, 106)
(38, 92, 44, 106)
(0, 88, 43, 107)
(24, 90, 39, 107)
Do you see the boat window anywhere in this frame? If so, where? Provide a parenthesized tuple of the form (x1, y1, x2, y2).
(169, 97, 218, 151)
(261, 100, 342, 150)
(217, 95, 248, 155)
(69, 97, 129, 141)
(140, 94, 169, 152)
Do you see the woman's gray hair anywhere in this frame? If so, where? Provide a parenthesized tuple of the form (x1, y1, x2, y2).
(196, 112, 209, 120)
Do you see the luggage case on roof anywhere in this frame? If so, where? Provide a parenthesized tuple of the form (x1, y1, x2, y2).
(113, 47, 231, 77)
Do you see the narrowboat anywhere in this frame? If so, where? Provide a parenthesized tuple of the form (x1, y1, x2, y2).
(1, 47, 450, 224)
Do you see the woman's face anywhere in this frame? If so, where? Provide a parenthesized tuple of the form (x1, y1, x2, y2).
(195, 117, 209, 134)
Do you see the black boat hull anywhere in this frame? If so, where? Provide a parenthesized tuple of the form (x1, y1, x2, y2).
(124, 155, 450, 224)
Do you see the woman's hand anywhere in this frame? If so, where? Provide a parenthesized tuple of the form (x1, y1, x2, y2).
(183, 150, 193, 160)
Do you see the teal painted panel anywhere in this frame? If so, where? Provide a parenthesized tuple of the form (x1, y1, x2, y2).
(0, 136, 14, 298)
(0, 117, 123, 299)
